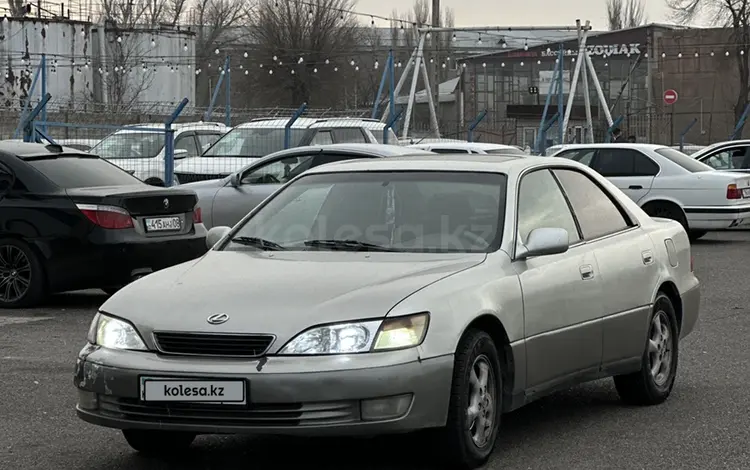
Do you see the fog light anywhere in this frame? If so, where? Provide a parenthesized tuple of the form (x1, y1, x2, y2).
(77, 390, 99, 410)
(360, 394, 413, 421)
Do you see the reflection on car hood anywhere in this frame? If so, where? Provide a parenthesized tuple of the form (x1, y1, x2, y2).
(180, 177, 229, 189)
(102, 250, 486, 350)
(175, 156, 260, 175)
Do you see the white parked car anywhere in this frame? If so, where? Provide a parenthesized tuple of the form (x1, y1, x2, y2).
(90, 122, 229, 186)
(409, 141, 527, 155)
(551, 143, 750, 240)
(690, 139, 750, 172)
(175, 117, 397, 183)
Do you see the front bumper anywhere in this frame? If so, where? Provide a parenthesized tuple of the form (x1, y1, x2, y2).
(74, 345, 454, 436)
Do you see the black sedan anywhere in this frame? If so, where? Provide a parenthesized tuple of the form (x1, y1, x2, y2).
(0, 142, 207, 308)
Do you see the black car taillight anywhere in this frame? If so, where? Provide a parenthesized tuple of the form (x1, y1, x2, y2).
(193, 207, 202, 224)
(76, 204, 134, 229)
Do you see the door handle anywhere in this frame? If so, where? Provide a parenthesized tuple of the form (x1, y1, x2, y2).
(579, 264, 594, 280)
(628, 185, 643, 190)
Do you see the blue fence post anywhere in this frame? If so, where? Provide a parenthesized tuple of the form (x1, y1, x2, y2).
(679, 118, 698, 152)
(730, 103, 750, 140)
(285, 103, 308, 149)
(164, 98, 189, 187)
(40, 54, 47, 135)
(557, 45, 564, 143)
(536, 49, 561, 154)
(14, 60, 44, 138)
(388, 51, 395, 124)
(384, 107, 403, 144)
(540, 112, 560, 155)
(204, 56, 229, 122)
(605, 115, 624, 143)
(224, 56, 231, 127)
(22, 93, 52, 142)
(371, 50, 392, 119)
(467, 110, 487, 142)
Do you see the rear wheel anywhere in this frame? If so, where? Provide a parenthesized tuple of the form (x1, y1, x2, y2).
(439, 329, 502, 469)
(0, 238, 46, 308)
(642, 202, 689, 233)
(613, 293, 679, 406)
(122, 430, 196, 455)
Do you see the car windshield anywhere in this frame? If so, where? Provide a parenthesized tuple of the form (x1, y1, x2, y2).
(203, 128, 308, 157)
(369, 128, 399, 144)
(91, 132, 164, 159)
(26, 155, 142, 188)
(654, 148, 714, 172)
(223, 171, 507, 253)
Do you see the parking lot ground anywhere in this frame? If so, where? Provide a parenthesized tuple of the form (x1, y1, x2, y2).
(1, 231, 749, 470)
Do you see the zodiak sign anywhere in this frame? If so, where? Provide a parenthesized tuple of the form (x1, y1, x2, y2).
(540, 43, 641, 58)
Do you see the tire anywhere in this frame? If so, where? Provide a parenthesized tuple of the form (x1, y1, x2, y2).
(0, 238, 46, 308)
(439, 329, 502, 469)
(122, 430, 196, 455)
(643, 202, 689, 233)
(613, 293, 679, 406)
(688, 230, 707, 241)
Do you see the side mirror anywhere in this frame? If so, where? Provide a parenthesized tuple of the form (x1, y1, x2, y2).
(174, 149, 189, 160)
(229, 172, 240, 187)
(516, 227, 569, 260)
(206, 226, 231, 249)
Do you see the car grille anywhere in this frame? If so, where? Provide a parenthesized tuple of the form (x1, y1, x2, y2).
(153, 332, 275, 357)
(175, 172, 227, 183)
(98, 396, 359, 427)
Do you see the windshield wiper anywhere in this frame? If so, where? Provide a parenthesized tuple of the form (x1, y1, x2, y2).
(231, 236, 286, 251)
(302, 239, 397, 252)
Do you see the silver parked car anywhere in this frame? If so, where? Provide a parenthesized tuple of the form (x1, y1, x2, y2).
(181, 143, 434, 229)
(75, 155, 700, 469)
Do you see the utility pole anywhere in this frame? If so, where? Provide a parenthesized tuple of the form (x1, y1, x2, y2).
(431, 0, 440, 129)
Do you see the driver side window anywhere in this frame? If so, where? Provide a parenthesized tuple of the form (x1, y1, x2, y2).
(241, 156, 314, 185)
(517, 169, 580, 247)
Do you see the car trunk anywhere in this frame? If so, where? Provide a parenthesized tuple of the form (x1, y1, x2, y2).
(66, 185, 197, 216)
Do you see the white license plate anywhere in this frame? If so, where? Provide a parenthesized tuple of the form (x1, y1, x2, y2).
(742, 188, 750, 198)
(140, 378, 246, 403)
(144, 216, 181, 232)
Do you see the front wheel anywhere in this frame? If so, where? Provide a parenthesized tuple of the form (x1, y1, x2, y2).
(613, 293, 679, 406)
(122, 430, 196, 455)
(440, 329, 502, 469)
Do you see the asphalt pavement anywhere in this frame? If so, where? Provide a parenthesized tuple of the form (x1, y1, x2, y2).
(1, 232, 749, 470)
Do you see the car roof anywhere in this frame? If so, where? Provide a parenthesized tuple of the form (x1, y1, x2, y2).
(287, 143, 432, 156)
(303, 154, 557, 176)
(308, 119, 386, 129)
(110, 122, 228, 134)
(410, 142, 518, 150)
(552, 143, 670, 152)
(0, 141, 86, 159)
(236, 118, 319, 129)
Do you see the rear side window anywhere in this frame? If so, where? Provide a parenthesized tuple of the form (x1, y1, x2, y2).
(655, 147, 714, 172)
(594, 149, 659, 177)
(556, 149, 596, 165)
(334, 128, 368, 143)
(552, 169, 631, 239)
(26, 156, 141, 188)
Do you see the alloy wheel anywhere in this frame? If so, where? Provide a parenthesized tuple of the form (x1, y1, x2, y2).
(648, 310, 673, 386)
(466, 354, 496, 447)
(0, 244, 32, 303)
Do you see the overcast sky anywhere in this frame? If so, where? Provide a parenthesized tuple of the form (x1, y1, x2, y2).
(355, 0, 675, 29)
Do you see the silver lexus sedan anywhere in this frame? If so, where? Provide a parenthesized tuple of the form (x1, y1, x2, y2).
(75, 155, 700, 469)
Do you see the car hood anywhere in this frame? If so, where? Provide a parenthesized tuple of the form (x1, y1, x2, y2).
(175, 156, 260, 175)
(102, 250, 486, 351)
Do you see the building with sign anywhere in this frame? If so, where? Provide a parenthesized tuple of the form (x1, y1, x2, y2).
(461, 24, 685, 149)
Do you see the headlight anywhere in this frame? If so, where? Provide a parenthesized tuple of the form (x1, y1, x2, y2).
(87, 312, 147, 350)
(278, 312, 429, 355)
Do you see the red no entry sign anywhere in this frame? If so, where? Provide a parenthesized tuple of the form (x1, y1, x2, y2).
(664, 89, 678, 105)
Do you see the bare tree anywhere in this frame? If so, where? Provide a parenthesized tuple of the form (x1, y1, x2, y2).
(606, 0, 647, 30)
(247, 0, 361, 106)
(667, 0, 750, 130)
(6, 0, 27, 17)
(99, 29, 156, 110)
